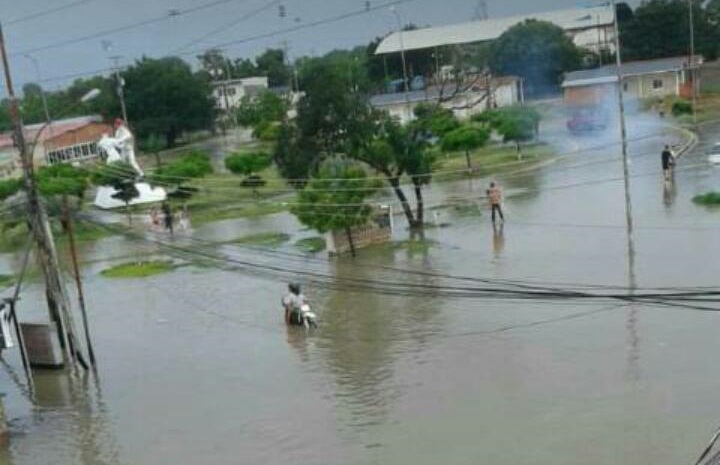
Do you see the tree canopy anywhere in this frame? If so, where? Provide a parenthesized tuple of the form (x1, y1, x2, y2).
(290, 162, 373, 256)
(488, 19, 583, 96)
(122, 57, 216, 147)
(621, 0, 720, 61)
(36, 164, 89, 199)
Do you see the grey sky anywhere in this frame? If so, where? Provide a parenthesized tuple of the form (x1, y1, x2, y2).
(1, 0, 641, 94)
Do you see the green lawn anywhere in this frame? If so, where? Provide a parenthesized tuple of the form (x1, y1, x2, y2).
(433, 143, 552, 181)
(295, 236, 326, 253)
(0, 274, 13, 289)
(101, 260, 176, 278)
(232, 232, 291, 248)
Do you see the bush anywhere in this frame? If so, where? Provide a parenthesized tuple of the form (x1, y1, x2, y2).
(672, 100, 693, 117)
(693, 192, 720, 205)
(225, 152, 272, 176)
(0, 178, 22, 201)
(155, 150, 213, 180)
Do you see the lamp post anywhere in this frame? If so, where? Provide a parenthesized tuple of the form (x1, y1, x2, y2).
(688, 0, 698, 127)
(23, 54, 51, 126)
(390, 6, 412, 123)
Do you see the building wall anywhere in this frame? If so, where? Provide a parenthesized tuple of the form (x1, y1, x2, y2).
(375, 82, 520, 125)
(564, 84, 615, 106)
(213, 77, 269, 110)
(628, 71, 682, 99)
(570, 25, 615, 54)
(42, 122, 111, 166)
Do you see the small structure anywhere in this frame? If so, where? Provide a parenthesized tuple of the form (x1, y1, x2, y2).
(211, 77, 269, 110)
(0, 115, 111, 178)
(370, 76, 522, 125)
(562, 56, 702, 105)
(326, 205, 393, 255)
(375, 6, 616, 57)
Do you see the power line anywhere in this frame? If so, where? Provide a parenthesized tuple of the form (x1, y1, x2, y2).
(11, 0, 257, 57)
(172, 0, 286, 54)
(7, 0, 98, 26)
(179, 0, 425, 56)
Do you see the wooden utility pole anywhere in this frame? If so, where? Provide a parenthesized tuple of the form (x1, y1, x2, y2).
(63, 198, 96, 367)
(0, 23, 87, 370)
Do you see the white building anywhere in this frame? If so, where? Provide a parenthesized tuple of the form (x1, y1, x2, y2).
(211, 77, 269, 110)
(375, 6, 615, 57)
(370, 76, 522, 125)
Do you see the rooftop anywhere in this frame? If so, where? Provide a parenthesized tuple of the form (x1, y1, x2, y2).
(210, 76, 268, 88)
(375, 5, 614, 55)
(562, 56, 701, 88)
(0, 115, 103, 149)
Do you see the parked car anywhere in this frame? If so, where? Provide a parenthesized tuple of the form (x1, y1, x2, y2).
(567, 107, 609, 134)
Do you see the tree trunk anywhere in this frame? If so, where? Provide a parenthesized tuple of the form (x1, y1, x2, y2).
(387, 175, 418, 229)
(412, 179, 425, 228)
(465, 150, 472, 172)
(154, 151, 162, 169)
(345, 227, 356, 258)
(126, 202, 132, 226)
(516, 141, 522, 161)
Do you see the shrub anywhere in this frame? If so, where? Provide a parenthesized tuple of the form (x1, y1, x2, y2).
(672, 100, 693, 117)
(693, 192, 720, 205)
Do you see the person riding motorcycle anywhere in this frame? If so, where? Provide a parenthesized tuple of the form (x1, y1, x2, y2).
(282, 283, 308, 326)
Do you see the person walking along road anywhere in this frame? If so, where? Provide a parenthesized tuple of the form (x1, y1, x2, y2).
(162, 201, 174, 235)
(487, 182, 504, 224)
(661, 145, 675, 181)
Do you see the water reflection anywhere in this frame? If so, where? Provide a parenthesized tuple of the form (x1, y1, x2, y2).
(492, 223, 505, 258)
(662, 178, 677, 209)
(314, 246, 444, 430)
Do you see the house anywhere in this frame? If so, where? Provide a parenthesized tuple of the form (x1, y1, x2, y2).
(0, 116, 111, 178)
(370, 76, 522, 125)
(375, 6, 616, 58)
(562, 56, 701, 106)
(211, 77, 269, 110)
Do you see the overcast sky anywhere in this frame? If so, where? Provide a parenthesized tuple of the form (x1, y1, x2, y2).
(0, 0, 641, 94)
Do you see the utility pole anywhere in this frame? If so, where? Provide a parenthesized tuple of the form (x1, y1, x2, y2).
(688, 0, 698, 127)
(0, 23, 87, 370)
(390, 6, 412, 123)
(109, 55, 128, 125)
(611, 0, 636, 288)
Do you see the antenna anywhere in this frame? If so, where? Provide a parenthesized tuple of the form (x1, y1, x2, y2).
(474, 0, 488, 20)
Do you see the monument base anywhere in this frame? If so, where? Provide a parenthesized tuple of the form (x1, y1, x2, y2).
(94, 183, 167, 210)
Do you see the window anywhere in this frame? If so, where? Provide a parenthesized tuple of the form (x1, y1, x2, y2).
(46, 141, 101, 165)
(653, 79, 664, 90)
(623, 83, 629, 92)
(227, 87, 237, 96)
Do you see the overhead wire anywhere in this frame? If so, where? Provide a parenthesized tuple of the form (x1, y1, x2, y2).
(6, 0, 98, 26)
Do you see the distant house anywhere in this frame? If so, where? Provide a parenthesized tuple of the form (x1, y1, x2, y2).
(562, 56, 701, 106)
(0, 115, 111, 178)
(211, 77, 269, 110)
(370, 76, 522, 124)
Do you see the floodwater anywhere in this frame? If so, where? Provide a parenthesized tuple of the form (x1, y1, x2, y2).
(2, 117, 720, 465)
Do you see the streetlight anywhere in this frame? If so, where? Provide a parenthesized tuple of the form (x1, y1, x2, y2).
(101, 41, 128, 125)
(611, 0, 635, 288)
(688, 0, 698, 126)
(23, 54, 52, 126)
(390, 6, 412, 123)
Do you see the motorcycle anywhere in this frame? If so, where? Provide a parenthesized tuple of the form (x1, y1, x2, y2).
(299, 304, 318, 329)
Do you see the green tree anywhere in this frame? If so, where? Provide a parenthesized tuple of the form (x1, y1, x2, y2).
(621, 0, 719, 61)
(413, 104, 460, 138)
(488, 20, 583, 96)
(256, 49, 290, 87)
(150, 150, 213, 201)
(225, 151, 272, 195)
(122, 57, 216, 147)
(0, 178, 22, 201)
(37, 164, 89, 200)
(236, 90, 288, 128)
(91, 162, 140, 225)
(441, 125, 490, 171)
(290, 162, 373, 257)
(140, 134, 167, 169)
(476, 106, 541, 157)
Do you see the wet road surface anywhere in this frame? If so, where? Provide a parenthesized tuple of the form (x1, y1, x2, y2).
(2, 117, 720, 465)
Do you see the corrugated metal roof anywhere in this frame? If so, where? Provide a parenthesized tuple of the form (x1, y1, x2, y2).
(375, 6, 614, 55)
(562, 56, 697, 88)
(0, 115, 103, 149)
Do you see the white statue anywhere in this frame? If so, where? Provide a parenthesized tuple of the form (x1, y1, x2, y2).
(94, 118, 167, 210)
(97, 118, 143, 177)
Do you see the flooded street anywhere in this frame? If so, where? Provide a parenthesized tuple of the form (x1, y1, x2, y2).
(2, 120, 720, 465)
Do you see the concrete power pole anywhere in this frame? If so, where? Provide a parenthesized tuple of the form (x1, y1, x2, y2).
(611, 0, 636, 288)
(0, 23, 87, 370)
